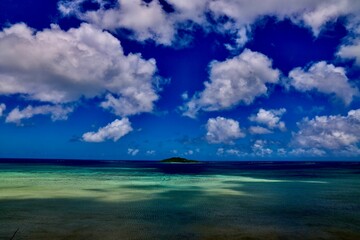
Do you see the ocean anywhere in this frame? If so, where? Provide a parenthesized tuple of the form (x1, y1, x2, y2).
(0, 160, 360, 240)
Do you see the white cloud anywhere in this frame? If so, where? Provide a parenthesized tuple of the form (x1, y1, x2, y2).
(226, 149, 241, 156)
(58, 0, 360, 47)
(337, 37, 360, 66)
(128, 148, 139, 156)
(5, 105, 73, 125)
(0, 23, 159, 116)
(206, 117, 245, 144)
(84, 0, 175, 45)
(249, 126, 273, 135)
(289, 148, 326, 157)
(216, 147, 244, 157)
(292, 109, 360, 153)
(209, 0, 360, 39)
(82, 118, 132, 142)
(288, 61, 358, 105)
(58, 0, 87, 15)
(300, 1, 351, 36)
(59, 0, 208, 46)
(249, 108, 286, 131)
(183, 49, 279, 118)
(225, 27, 251, 50)
(0, 103, 5, 117)
(252, 140, 273, 156)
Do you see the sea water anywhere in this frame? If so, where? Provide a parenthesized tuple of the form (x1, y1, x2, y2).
(0, 160, 359, 240)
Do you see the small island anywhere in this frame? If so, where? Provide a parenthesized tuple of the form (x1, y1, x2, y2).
(160, 157, 199, 163)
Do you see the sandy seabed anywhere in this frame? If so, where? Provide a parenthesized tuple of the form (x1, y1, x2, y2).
(1, 161, 360, 240)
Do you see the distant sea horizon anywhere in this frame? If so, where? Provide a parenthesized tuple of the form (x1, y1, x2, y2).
(1, 157, 360, 163)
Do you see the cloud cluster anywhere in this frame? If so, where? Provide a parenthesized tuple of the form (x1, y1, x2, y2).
(217, 148, 243, 157)
(252, 140, 273, 156)
(209, 0, 360, 36)
(0, 23, 159, 117)
(249, 108, 286, 131)
(289, 148, 326, 157)
(59, 0, 207, 46)
(183, 49, 280, 117)
(288, 61, 358, 105)
(292, 109, 360, 154)
(58, 0, 360, 47)
(6, 105, 73, 125)
(206, 117, 245, 144)
(82, 118, 133, 142)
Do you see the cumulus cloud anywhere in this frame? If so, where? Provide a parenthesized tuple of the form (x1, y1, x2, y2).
(252, 140, 273, 156)
(249, 108, 286, 131)
(59, 0, 360, 46)
(82, 118, 132, 142)
(206, 117, 245, 144)
(183, 49, 279, 118)
(0, 103, 5, 117)
(0, 23, 160, 116)
(337, 37, 360, 66)
(128, 148, 139, 156)
(288, 61, 358, 105)
(5, 105, 73, 125)
(292, 109, 360, 154)
(84, 0, 175, 45)
(249, 126, 273, 135)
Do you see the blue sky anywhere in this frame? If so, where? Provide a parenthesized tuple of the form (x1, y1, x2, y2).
(0, 0, 359, 160)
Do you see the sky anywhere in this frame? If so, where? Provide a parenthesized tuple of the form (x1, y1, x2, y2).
(0, 0, 359, 161)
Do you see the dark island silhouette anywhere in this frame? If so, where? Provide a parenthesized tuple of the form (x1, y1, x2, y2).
(160, 157, 199, 163)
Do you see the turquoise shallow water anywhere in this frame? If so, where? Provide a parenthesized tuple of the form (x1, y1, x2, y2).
(0, 161, 360, 240)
